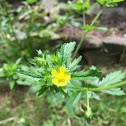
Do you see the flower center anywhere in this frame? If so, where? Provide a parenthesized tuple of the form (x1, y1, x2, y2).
(57, 73, 64, 81)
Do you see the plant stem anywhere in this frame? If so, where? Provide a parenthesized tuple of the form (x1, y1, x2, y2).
(70, 80, 126, 92)
(87, 91, 90, 110)
(72, 6, 105, 60)
(89, 81, 126, 91)
(83, 12, 86, 26)
(89, 6, 105, 28)
(72, 32, 86, 60)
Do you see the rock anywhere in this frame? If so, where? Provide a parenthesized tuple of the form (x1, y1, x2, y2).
(59, 7, 70, 15)
(84, 50, 120, 65)
(67, 35, 103, 49)
(120, 54, 126, 66)
(103, 36, 126, 53)
(87, 4, 101, 15)
(103, 7, 126, 16)
(83, 35, 103, 49)
(16, 31, 26, 40)
(43, 0, 64, 16)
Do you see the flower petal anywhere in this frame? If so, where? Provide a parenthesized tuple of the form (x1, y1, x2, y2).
(60, 81, 67, 87)
(51, 69, 58, 76)
(60, 66, 66, 73)
(52, 78, 58, 85)
(64, 74, 71, 81)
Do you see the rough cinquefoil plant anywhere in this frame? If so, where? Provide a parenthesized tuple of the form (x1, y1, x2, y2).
(15, 0, 126, 125)
(17, 42, 126, 125)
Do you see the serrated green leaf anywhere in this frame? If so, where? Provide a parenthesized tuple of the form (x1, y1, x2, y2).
(28, 59, 36, 66)
(38, 85, 48, 96)
(101, 88, 125, 96)
(98, 71, 125, 87)
(54, 86, 59, 93)
(97, 0, 124, 6)
(9, 79, 15, 89)
(66, 91, 82, 116)
(59, 87, 69, 97)
(112, 0, 124, 3)
(71, 66, 101, 81)
(17, 68, 44, 81)
(16, 80, 32, 85)
(81, 104, 87, 111)
(92, 92, 100, 100)
(29, 85, 41, 94)
(58, 42, 76, 67)
(27, 0, 37, 4)
(93, 27, 108, 31)
(15, 58, 21, 65)
(69, 56, 82, 71)
(76, 113, 85, 117)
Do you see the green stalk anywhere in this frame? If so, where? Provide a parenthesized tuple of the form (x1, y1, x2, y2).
(89, 6, 105, 28)
(87, 91, 90, 110)
(72, 32, 86, 60)
(70, 80, 126, 92)
(83, 12, 86, 26)
(89, 81, 126, 91)
(72, 6, 105, 60)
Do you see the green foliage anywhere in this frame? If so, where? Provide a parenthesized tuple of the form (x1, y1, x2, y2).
(0, 0, 57, 64)
(27, 0, 37, 4)
(71, 66, 101, 81)
(66, 0, 97, 15)
(66, 91, 82, 116)
(98, 71, 125, 95)
(16, 42, 126, 122)
(58, 42, 76, 67)
(0, 58, 21, 89)
(99, 71, 125, 87)
(97, 0, 125, 7)
(89, 71, 125, 95)
(55, 14, 73, 27)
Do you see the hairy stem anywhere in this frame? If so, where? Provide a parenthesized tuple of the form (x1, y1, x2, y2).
(70, 80, 126, 92)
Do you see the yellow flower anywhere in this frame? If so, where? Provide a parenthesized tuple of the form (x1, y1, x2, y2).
(51, 66, 71, 87)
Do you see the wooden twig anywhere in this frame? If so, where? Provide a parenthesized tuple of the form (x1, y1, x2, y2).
(0, 117, 15, 125)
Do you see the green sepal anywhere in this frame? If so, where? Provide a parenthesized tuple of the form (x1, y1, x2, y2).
(76, 112, 85, 117)
(34, 57, 45, 67)
(81, 104, 87, 111)
(58, 87, 70, 97)
(37, 85, 48, 96)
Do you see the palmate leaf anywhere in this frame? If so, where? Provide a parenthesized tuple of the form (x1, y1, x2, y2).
(71, 66, 101, 81)
(58, 42, 76, 67)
